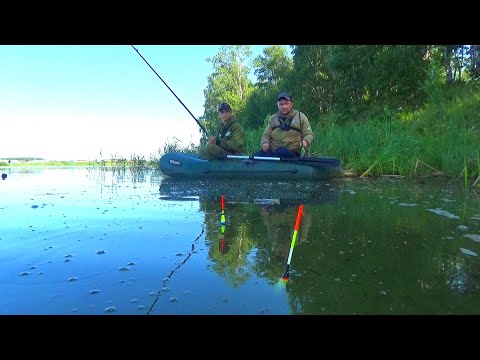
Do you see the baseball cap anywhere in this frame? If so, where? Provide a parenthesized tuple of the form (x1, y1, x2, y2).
(218, 103, 231, 111)
(277, 92, 292, 101)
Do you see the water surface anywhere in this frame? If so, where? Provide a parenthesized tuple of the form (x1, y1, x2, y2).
(1, 167, 479, 314)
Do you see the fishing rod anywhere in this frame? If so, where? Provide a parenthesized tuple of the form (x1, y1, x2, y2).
(130, 45, 208, 136)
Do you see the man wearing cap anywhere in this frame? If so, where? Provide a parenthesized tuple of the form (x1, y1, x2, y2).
(199, 102, 244, 160)
(253, 92, 314, 158)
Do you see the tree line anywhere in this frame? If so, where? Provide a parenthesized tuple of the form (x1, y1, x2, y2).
(200, 45, 478, 132)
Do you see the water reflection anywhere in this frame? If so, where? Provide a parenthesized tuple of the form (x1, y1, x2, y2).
(158, 176, 480, 314)
(160, 178, 340, 295)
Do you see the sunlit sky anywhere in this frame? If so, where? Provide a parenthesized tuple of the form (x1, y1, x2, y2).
(0, 45, 273, 160)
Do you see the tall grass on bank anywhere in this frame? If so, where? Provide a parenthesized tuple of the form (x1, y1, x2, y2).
(242, 82, 479, 186)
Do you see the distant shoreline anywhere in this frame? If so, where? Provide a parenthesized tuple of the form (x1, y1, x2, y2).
(0, 160, 92, 167)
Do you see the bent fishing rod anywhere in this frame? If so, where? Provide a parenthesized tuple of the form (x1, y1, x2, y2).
(130, 45, 208, 136)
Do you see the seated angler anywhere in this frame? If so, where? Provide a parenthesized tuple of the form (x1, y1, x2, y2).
(253, 92, 314, 158)
(199, 103, 244, 160)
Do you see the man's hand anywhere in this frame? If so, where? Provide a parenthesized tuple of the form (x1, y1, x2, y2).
(208, 136, 216, 144)
(301, 139, 308, 148)
(262, 142, 270, 152)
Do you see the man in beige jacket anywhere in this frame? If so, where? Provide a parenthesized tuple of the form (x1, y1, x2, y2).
(253, 92, 314, 158)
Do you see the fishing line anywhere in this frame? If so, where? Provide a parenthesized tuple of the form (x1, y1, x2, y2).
(147, 222, 205, 315)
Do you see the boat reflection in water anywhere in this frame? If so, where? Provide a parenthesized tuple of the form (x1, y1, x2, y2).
(158, 177, 340, 206)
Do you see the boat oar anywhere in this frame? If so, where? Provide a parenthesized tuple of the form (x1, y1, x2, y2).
(219, 155, 340, 168)
(275, 204, 304, 291)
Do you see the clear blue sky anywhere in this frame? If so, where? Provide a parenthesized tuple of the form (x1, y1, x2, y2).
(0, 45, 277, 160)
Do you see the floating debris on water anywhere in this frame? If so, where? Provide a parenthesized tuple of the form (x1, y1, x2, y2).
(459, 248, 478, 257)
(20, 272, 29, 276)
(89, 289, 101, 294)
(118, 266, 129, 271)
(463, 234, 480, 243)
(104, 306, 116, 313)
(169, 297, 177, 302)
(31, 205, 39, 209)
(96, 250, 105, 255)
(457, 225, 468, 231)
(426, 208, 459, 219)
(68, 277, 78, 281)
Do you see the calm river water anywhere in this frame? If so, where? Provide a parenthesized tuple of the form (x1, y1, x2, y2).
(1, 166, 479, 315)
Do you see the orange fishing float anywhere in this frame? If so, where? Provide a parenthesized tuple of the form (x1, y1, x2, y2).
(281, 204, 304, 281)
(220, 195, 226, 225)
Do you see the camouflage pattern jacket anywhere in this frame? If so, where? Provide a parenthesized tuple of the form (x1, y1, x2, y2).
(217, 116, 244, 154)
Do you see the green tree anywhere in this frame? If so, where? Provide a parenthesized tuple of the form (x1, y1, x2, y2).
(202, 45, 254, 135)
(243, 45, 294, 128)
(253, 45, 293, 88)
